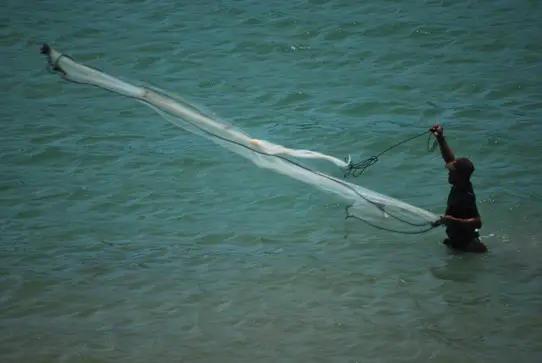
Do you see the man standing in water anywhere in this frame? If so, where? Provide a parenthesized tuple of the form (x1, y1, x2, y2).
(430, 123, 487, 253)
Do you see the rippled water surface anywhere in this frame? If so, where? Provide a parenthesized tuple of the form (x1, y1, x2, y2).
(2, 0, 542, 362)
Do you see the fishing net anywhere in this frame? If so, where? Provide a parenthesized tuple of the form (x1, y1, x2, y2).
(39, 44, 439, 234)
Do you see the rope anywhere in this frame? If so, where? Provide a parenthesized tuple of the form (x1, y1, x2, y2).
(345, 205, 437, 234)
(344, 131, 438, 178)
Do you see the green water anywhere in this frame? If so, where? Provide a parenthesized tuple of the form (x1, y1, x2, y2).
(2, 0, 541, 362)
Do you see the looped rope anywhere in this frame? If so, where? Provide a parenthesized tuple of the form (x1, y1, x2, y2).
(344, 131, 438, 178)
(344, 205, 437, 234)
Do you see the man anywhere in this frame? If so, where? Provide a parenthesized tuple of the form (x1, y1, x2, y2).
(430, 123, 487, 253)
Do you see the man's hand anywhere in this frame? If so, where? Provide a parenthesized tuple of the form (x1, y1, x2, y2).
(440, 215, 456, 226)
(429, 123, 444, 138)
(432, 215, 455, 227)
(429, 122, 455, 162)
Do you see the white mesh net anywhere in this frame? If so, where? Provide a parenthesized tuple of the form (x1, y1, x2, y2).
(40, 44, 439, 234)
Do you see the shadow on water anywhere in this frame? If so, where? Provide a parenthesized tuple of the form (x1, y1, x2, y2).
(429, 248, 489, 283)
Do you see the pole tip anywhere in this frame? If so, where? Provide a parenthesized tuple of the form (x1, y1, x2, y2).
(40, 44, 51, 55)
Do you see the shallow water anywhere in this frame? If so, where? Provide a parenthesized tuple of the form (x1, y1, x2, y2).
(2, 0, 542, 362)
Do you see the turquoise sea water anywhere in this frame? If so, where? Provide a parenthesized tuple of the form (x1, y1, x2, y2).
(2, 0, 542, 362)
